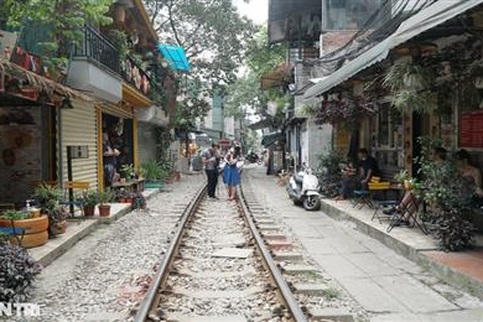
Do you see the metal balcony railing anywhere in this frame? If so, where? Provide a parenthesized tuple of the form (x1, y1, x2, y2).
(73, 25, 120, 74)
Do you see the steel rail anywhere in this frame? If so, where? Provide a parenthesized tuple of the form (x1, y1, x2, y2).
(238, 183, 308, 322)
(134, 183, 208, 322)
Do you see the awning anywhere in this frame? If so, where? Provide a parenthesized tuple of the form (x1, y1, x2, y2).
(260, 63, 293, 90)
(261, 131, 285, 147)
(158, 44, 190, 72)
(304, 0, 483, 101)
(0, 57, 92, 102)
(248, 118, 273, 131)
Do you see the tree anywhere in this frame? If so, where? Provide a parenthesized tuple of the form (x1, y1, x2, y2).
(2, 0, 112, 75)
(144, 0, 256, 125)
(224, 26, 288, 130)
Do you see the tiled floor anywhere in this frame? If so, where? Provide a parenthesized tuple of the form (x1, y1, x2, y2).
(423, 248, 483, 282)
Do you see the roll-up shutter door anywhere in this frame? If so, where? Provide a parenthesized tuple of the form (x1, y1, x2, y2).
(137, 122, 157, 165)
(60, 98, 98, 189)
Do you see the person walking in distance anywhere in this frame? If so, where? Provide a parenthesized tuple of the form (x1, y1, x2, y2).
(202, 143, 220, 199)
(225, 145, 242, 201)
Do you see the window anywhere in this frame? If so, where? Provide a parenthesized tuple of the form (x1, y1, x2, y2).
(323, 0, 383, 31)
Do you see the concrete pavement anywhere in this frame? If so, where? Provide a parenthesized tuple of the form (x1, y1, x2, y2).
(244, 166, 483, 322)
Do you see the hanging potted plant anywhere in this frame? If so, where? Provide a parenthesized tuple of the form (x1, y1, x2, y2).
(83, 190, 98, 217)
(98, 189, 113, 217)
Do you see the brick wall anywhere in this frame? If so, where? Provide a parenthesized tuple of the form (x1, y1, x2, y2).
(0, 106, 42, 204)
(320, 31, 357, 55)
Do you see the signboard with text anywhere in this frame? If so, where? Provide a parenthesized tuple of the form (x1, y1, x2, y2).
(459, 111, 483, 148)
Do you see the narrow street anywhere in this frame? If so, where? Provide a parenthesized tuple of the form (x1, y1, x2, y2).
(244, 166, 483, 322)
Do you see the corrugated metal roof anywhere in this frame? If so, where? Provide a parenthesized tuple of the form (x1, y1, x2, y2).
(304, 0, 483, 101)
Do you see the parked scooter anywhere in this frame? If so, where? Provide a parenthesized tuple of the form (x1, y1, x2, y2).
(286, 164, 321, 211)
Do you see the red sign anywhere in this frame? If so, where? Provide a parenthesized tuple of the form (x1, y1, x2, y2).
(460, 111, 483, 148)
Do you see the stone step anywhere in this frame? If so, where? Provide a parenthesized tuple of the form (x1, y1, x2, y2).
(282, 264, 318, 275)
(167, 315, 247, 322)
(258, 225, 281, 231)
(262, 232, 287, 241)
(273, 252, 304, 261)
(294, 283, 331, 296)
(308, 308, 355, 322)
(266, 240, 293, 250)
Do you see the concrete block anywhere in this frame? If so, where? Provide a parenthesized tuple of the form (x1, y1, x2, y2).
(294, 283, 331, 296)
(309, 308, 355, 322)
(273, 252, 304, 261)
(282, 264, 318, 274)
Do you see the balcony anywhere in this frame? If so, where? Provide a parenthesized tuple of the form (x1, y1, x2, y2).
(120, 55, 153, 100)
(67, 25, 123, 104)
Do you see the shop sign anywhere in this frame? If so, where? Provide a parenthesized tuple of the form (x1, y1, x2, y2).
(460, 111, 483, 148)
(67, 145, 89, 159)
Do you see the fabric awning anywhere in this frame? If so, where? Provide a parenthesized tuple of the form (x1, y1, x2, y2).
(303, 0, 483, 101)
(158, 44, 190, 72)
(0, 57, 92, 102)
(261, 131, 285, 147)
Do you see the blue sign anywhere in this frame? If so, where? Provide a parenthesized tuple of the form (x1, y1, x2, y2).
(158, 44, 190, 72)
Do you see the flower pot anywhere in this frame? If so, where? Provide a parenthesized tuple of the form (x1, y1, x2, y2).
(51, 220, 67, 235)
(404, 180, 413, 190)
(98, 204, 111, 217)
(83, 205, 95, 217)
(9, 230, 48, 249)
(126, 197, 134, 205)
(1, 215, 49, 248)
(30, 208, 41, 218)
(118, 197, 127, 203)
(0, 215, 48, 234)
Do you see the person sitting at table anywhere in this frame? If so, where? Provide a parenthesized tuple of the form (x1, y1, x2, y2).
(335, 158, 358, 201)
(456, 149, 483, 206)
(336, 149, 379, 201)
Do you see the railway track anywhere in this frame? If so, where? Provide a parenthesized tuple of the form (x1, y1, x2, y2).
(133, 182, 307, 322)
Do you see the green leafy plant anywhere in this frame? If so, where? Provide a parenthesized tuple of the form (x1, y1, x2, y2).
(83, 190, 99, 208)
(1, 210, 30, 221)
(33, 184, 62, 213)
(120, 163, 135, 180)
(0, 242, 42, 302)
(98, 189, 113, 205)
(394, 169, 410, 183)
(416, 137, 475, 251)
(141, 160, 165, 181)
(316, 150, 344, 198)
(383, 60, 436, 113)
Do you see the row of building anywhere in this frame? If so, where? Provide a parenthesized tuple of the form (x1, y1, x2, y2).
(260, 0, 483, 178)
(0, 0, 240, 205)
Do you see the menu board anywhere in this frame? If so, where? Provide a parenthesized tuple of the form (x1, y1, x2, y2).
(460, 111, 483, 148)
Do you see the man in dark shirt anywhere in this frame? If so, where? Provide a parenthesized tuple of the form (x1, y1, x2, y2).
(202, 143, 220, 199)
(358, 148, 379, 188)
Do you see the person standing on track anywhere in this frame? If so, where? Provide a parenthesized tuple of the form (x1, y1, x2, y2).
(225, 145, 242, 201)
(202, 143, 220, 199)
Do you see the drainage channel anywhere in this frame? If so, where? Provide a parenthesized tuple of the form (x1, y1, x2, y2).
(134, 183, 308, 322)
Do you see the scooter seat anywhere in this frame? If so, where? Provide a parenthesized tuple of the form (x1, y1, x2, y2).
(294, 174, 304, 185)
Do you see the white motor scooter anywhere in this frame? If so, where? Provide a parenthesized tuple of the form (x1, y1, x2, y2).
(286, 164, 321, 211)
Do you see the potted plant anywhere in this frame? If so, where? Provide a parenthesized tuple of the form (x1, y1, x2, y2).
(83, 190, 99, 217)
(141, 160, 165, 189)
(393, 169, 411, 189)
(125, 192, 135, 205)
(98, 189, 113, 217)
(120, 163, 135, 181)
(115, 190, 128, 203)
(0, 209, 49, 248)
(33, 184, 67, 237)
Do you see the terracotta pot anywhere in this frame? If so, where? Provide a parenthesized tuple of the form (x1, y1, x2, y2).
(0, 215, 48, 234)
(98, 204, 111, 217)
(9, 230, 48, 249)
(51, 220, 67, 235)
(126, 197, 134, 205)
(83, 205, 95, 217)
(118, 198, 127, 203)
